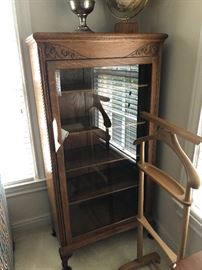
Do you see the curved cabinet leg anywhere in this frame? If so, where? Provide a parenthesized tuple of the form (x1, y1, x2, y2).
(59, 248, 72, 270)
(62, 258, 72, 270)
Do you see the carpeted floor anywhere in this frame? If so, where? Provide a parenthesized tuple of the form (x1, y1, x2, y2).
(14, 226, 170, 270)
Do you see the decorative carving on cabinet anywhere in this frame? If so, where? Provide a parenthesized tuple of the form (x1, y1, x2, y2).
(45, 42, 160, 60)
(45, 43, 87, 60)
(126, 43, 160, 58)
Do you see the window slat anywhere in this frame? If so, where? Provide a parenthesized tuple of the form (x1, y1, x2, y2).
(94, 66, 139, 159)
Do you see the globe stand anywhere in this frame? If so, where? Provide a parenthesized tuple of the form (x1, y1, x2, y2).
(106, 0, 148, 34)
(69, 0, 95, 33)
(114, 20, 138, 33)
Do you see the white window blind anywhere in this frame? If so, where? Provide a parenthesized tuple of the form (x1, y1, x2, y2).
(94, 66, 140, 159)
(0, 0, 35, 185)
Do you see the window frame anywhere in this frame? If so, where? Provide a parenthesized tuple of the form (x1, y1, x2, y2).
(192, 110, 202, 219)
(2, 0, 45, 188)
(15, 0, 45, 181)
(180, 24, 202, 220)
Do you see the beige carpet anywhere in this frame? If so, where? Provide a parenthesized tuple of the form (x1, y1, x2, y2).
(14, 226, 170, 270)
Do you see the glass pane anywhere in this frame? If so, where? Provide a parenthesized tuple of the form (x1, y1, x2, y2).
(70, 188, 138, 237)
(55, 64, 151, 237)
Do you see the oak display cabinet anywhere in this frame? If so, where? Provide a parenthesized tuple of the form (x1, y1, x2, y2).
(26, 33, 167, 270)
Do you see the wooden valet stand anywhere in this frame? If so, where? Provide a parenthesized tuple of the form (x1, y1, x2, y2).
(119, 111, 202, 270)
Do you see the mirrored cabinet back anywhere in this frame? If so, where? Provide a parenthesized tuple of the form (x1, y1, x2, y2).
(26, 32, 168, 270)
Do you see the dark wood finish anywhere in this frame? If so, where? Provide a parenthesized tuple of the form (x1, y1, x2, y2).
(26, 33, 167, 269)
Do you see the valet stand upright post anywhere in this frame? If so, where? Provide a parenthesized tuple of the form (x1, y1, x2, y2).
(119, 111, 202, 270)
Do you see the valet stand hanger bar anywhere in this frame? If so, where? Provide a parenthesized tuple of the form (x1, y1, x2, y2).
(119, 111, 202, 270)
(140, 111, 202, 145)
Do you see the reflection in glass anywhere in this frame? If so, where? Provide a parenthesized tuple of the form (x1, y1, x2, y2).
(55, 64, 150, 236)
(94, 66, 140, 159)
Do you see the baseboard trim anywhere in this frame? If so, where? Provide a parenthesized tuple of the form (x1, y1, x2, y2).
(5, 179, 47, 198)
(12, 213, 51, 232)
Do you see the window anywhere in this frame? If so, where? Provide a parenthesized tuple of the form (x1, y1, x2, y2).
(94, 66, 140, 159)
(0, 0, 35, 185)
(188, 25, 202, 220)
(178, 22, 202, 221)
(192, 109, 202, 219)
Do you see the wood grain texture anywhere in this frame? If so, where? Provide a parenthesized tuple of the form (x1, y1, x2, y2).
(26, 33, 168, 60)
(26, 32, 167, 269)
(114, 21, 139, 33)
(137, 216, 177, 264)
(141, 111, 202, 144)
(128, 113, 201, 268)
(119, 252, 160, 270)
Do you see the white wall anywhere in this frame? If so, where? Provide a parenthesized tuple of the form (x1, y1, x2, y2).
(139, 0, 201, 125)
(138, 0, 202, 255)
(29, 0, 115, 33)
(6, 181, 51, 231)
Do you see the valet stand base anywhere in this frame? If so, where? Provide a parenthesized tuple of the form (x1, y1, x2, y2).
(119, 252, 160, 270)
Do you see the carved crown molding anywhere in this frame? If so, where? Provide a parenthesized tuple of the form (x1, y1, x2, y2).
(126, 43, 160, 57)
(44, 42, 160, 60)
(44, 43, 87, 60)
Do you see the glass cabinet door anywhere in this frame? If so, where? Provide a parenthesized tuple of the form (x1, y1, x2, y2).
(52, 64, 151, 237)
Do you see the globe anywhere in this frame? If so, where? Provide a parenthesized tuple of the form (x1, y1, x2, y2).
(106, 0, 149, 20)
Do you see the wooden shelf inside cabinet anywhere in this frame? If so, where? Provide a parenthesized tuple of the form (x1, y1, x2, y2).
(64, 144, 130, 173)
(61, 89, 93, 95)
(68, 162, 139, 205)
(62, 124, 108, 137)
(70, 187, 138, 237)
